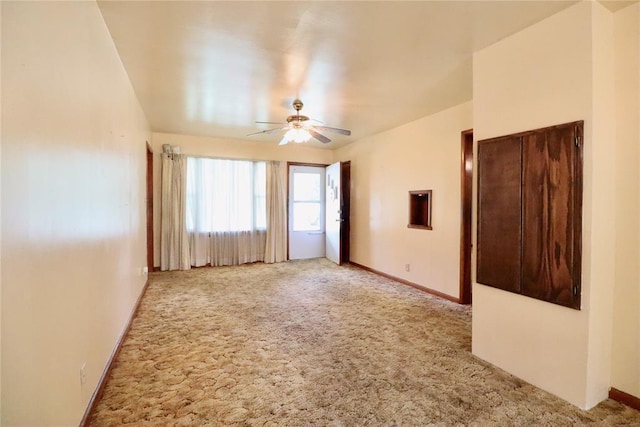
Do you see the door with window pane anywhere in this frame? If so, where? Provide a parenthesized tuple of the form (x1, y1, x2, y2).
(288, 165, 326, 259)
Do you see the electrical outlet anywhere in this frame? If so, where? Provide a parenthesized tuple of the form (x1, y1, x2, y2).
(142, 266, 149, 277)
(405, 264, 410, 272)
(80, 363, 87, 386)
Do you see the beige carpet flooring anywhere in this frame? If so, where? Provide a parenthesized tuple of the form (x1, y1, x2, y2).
(89, 259, 640, 426)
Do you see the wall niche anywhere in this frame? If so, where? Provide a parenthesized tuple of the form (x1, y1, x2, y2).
(408, 190, 432, 230)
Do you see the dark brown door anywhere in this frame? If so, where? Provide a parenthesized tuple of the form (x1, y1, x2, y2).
(340, 161, 351, 264)
(477, 135, 523, 293)
(521, 125, 581, 308)
(459, 130, 473, 304)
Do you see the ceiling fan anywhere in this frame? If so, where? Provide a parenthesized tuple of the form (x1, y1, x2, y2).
(247, 99, 351, 145)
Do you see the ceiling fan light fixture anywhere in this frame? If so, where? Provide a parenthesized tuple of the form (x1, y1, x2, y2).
(285, 127, 312, 143)
(248, 98, 350, 145)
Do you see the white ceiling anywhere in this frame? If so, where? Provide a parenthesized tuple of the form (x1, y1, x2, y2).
(97, 0, 628, 149)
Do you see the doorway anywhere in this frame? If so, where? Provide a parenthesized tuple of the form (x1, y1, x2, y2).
(288, 164, 327, 260)
(287, 161, 351, 264)
(459, 130, 473, 304)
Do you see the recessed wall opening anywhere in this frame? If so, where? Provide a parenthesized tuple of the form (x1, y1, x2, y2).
(408, 190, 433, 230)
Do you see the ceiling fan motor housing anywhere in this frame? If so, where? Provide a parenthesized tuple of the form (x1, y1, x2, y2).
(288, 99, 309, 126)
(287, 115, 309, 125)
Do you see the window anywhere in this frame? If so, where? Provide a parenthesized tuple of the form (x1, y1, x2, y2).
(186, 158, 266, 232)
(292, 172, 321, 231)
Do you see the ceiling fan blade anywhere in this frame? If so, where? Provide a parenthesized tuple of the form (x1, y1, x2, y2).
(278, 136, 289, 146)
(247, 127, 287, 136)
(249, 100, 349, 144)
(308, 129, 331, 144)
(313, 125, 351, 136)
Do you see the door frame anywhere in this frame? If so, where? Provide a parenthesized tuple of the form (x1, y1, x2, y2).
(286, 161, 350, 264)
(146, 142, 154, 271)
(286, 162, 329, 260)
(459, 130, 473, 304)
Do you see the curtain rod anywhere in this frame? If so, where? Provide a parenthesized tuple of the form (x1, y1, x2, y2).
(163, 152, 279, 163)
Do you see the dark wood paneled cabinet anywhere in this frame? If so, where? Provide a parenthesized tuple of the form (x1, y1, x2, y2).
(477, 121, 583, 310)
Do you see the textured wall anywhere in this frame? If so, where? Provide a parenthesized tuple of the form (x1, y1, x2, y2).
(611, 2, 640, 399)
(333, 102, 472, 299)
(472, 1, 621, 409)
(1, 2, 150, 424)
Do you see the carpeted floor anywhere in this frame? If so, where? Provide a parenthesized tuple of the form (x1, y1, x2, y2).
(89, 259, 640, 426)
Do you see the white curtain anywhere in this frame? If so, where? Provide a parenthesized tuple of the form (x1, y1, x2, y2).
(264, 161, 288, 263)
(186, 157, 267, 267)
(160, 153, 190, 271)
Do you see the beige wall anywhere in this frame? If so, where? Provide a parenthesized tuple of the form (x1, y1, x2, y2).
(585, 2, 616, 408)
(333, 102, 472, 299)
(611, 2, 640, 398)
(472, 1, 624, 409)
(1, 0, 4, 411)
(150, 132, 333, 267)
(1, 2, 151, 425)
